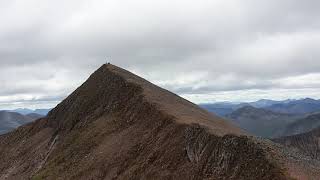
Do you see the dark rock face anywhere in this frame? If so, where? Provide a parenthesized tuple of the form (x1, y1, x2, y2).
(184, 125, 284, 179)
(274, 127, 320, 160)
(0, 64, 316, 179)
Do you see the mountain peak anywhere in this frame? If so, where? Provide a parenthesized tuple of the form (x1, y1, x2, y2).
(48, 64, 246, 136)
(0, 64, 318, 179)
(301, 97, 317, 102)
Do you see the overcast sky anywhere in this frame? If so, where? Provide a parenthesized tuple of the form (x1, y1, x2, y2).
(1, 0, 320, 109)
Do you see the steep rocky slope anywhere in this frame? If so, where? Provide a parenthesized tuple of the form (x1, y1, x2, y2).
(274, 127, 320, 160)
(0, 64, 319, 179)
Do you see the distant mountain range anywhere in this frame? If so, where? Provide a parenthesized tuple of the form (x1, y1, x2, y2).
(0, 108, 51, 134)
(6, 108, 51, 116)
(199, 103, 244, 116)
(200, 98, 320, 117)
(0, 111, 43, 134)
(248, 99, 294, 108)
(0, 108, 50, 134)
(265, 98, 320, 114)
(280, 112, 320, 136)
(226, 106, 300, 137)
(201, 98, 320, 138)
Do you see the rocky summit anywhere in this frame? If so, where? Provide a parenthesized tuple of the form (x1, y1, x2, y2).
(0, 64, 319, 179)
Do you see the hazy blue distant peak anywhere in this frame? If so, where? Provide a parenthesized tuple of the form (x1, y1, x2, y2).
(249, 99, 281, 108)
(298, 98, 319, 103)
(202, 98, 319, 107)
(33, 109, 51, 115)
(9, 108, 33, 115)
(6, 108, 52, 116)
(200, 98, 320, 117)
(264, 98, 320, 115)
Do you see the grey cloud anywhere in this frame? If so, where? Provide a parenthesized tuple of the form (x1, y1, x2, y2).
(0, 0, 320, 107)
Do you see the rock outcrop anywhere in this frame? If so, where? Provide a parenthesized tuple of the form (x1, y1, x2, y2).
(274, 126, 320, 160)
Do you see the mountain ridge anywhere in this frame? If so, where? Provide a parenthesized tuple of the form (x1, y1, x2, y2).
(281, 112, 320, 136)
(274, 126, 320, 161)
(0, 64, 318, 179)
(226, 106, 299, 137)
(265, 99, 320, 114)
(0, 111, 42, 135)
(7, 108, 51, 116)
(201, 98, 320, 117)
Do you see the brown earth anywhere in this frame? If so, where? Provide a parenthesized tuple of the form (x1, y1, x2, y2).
(0, 64, 318, 179)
